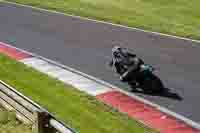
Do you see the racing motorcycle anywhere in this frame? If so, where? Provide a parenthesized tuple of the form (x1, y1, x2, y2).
(129, 64, 164, 93)
(113, 63, 164, 93)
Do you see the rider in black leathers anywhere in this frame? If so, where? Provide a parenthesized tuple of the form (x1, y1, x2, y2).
(109, 46, 144, 82)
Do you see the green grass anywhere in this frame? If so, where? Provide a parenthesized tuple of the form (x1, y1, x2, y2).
(4, 0, 200, 40)
(0, 106, 32, 133)
(0, 54, 157, 133)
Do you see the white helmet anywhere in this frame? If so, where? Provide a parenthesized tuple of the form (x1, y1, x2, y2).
(112, 46, 122, 56)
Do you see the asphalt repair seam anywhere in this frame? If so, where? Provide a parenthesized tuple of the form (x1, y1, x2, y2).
(0, 42, 200, 133)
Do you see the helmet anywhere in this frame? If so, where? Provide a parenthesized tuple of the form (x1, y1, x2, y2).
(112, 46, 121, 53)
(112, 46, 122, 57)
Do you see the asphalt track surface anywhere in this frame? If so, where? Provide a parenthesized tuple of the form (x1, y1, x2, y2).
(0, 2, 200, 123)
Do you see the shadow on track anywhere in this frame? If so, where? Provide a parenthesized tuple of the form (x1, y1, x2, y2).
(125, 72, 183, 101)
(130, 87, 183, 101)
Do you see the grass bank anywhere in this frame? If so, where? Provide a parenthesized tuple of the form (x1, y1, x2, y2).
(0, 54, 157, 133)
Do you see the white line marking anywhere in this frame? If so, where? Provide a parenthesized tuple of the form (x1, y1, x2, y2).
(22, 57, 111, 96)
(21, 57, 46, 67)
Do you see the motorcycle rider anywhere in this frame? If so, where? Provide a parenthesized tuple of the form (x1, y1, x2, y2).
(109, 46, 144, 83)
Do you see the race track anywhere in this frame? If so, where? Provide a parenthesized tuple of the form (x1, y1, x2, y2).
(0, 2, 200, 123)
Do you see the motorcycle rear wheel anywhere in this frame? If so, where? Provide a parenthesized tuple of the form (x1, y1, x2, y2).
(141, 74, 164, 93)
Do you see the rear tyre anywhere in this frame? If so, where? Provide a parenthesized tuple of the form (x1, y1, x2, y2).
(141, 74, 164, 93)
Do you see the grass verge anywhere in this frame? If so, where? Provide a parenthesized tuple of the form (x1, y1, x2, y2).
(0, 106, 32, 133)
(4, 0, 200, 40)
(0, 54, 157, 133)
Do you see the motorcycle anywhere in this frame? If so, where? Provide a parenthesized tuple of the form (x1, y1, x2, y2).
(117, 64, 164, 93)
